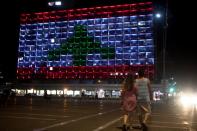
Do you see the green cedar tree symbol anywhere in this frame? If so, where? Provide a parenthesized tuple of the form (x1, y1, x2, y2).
(48, 25, 115, 66)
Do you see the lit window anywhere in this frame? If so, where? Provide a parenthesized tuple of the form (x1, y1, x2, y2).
(138, 21, 145, 26)
(51, 90, 56, 95)
(48, 2, 55, 6)
(55, 1, 62, 6)
(19, 57, 23, 61)
(49, 67, 53, 71)
(74, 91, 80, 96)
(51, 38, 55, 43)
(67, 90, 73, 95)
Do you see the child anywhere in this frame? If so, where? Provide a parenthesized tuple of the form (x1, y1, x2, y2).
(121, 74, 138, 131)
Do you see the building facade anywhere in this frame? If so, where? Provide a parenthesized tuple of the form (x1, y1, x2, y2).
(15, 1, 158, 98)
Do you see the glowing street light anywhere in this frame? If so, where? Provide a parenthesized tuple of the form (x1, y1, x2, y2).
(155, 13, 161, 18)
(154, 0, 168, 82)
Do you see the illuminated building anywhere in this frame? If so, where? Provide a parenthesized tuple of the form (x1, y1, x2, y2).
(16, 2, 155, 97)
(17, 2, 154, 80)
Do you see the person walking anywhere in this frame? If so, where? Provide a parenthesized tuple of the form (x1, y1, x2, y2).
(121, 74, 138, 131)
(135, 69, 152, 131)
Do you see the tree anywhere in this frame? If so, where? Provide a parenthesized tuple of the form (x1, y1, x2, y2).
(48, 25, 115, 66)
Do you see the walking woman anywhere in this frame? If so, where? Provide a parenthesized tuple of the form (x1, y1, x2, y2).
(121, 74, 138, 131)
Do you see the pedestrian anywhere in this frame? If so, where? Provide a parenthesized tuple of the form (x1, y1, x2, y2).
(44, 90, 51, 103)
(95, 92, 98, 100)
(121, 74, 138, 131)
(135, 69, 153, 131)
(44, 90, 47, 99)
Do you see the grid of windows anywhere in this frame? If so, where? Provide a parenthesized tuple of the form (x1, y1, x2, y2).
(17, 2, 154, 80)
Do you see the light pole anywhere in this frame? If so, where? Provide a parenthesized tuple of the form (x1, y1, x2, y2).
(154, 12, 162, 82)
(154, 0, 168, 83)
(163, 0, 168, 80)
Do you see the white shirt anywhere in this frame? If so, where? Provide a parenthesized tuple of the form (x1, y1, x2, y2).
(135, 78, 150, 102)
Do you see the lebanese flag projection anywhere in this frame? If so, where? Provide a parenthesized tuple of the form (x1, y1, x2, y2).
(17, 2, 154, 80)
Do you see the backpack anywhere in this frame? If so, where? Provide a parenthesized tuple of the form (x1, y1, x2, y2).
(122, 90, 137, 112)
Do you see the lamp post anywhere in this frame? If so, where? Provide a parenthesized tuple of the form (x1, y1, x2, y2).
(163, 0, 168, 80)
(154, 0, 168, 83)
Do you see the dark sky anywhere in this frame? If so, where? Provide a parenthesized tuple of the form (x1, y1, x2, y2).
(165, 0, 197, 87)
(0, 0, 196, 87)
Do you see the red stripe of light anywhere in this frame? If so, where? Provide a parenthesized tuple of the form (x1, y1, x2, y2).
(17, 65, 154, 80)
(20, 2, 153, 24)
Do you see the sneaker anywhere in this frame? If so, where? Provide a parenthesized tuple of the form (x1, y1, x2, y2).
(141, 123, 148, 131)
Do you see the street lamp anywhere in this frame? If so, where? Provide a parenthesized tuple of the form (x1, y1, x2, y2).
(163, 0, 168, 80)
(155, 13, 161, 18)
(154, 0, 168, 83)
(154, 12, 162, 82)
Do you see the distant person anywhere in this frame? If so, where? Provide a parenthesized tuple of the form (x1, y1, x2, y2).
(95, 92, 98, 100)
(81, 91, 85, 97)
(135, 69, 152, 131)
(44, 90, 51, 102)
(44, 90, 47, 99)
(121, 74, 137, 131)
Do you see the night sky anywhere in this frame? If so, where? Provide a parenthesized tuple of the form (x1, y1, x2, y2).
(165, 0, 197, 87)
(0, 0, 196, 88)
